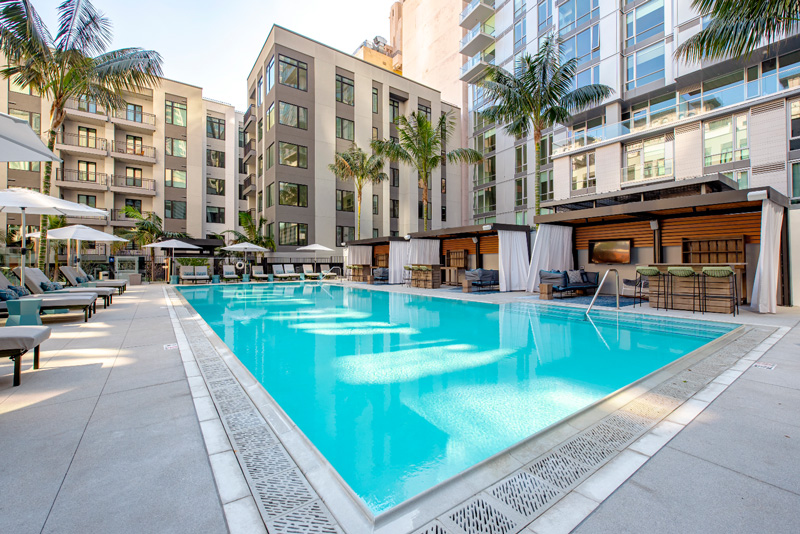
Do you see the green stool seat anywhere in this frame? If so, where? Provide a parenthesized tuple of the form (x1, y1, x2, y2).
(634, 266, 664, 309)
(666, 266, 701, 313)
(667, 266, 696, 277)
(636, 266, 661, 277)
(701, 266, 739, 316)
(702, 266, 735, 277)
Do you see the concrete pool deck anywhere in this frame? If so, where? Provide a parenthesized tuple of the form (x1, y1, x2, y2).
(1, 281, 798, 533)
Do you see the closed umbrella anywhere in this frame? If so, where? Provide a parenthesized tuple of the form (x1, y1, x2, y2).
(143, 239, 201, 281)
(296, 243, 334, 267)
(222, 242, 269, 274)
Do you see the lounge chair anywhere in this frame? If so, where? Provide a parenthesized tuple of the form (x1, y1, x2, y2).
(222, 264, 240, 282)
(302, 264, 323, 280)
(0, 273, 97, 321)
(0, 326, 50, 386)
(179, 266, 196, 284)
(320, 264, 340, 279)
(284, 264, 302, 279)
(250, 266, 270, 281)
(194, 266, 211, 283)
(273, 264, 301, 280)
(60, 266, 120, 305)
(16, 267, 113, 308)
(75, 266, 126, 294)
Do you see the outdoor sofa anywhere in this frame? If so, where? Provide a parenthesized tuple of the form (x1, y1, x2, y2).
(538, 269, 600, 297)
(371, 267, 389, 284)
(464, 269, 500, 291)
(179, 266, 211, 284)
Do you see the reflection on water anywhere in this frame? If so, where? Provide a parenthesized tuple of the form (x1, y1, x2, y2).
(178, 283, 734, 514)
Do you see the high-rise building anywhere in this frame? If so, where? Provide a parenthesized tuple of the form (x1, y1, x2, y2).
(243, 25, 463, 252)
(0, 67, 245, 249)
(353, 36, 402, 75)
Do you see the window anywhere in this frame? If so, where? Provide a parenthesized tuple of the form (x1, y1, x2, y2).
(336, 226, 355, 245)
(418, 103, 431, 121)
(257, 191, 263, 212)
(266, 182, 275, 207)
(77, 95, 97, 113)
(279, 102, 308, 129)
(9, 109, 41, 133)
(9, 76, 31, 94)
(515, 177, 528, 206)
(266, 223, 274, 242)
(390, 231, 399, 237)
(515, 0, 526, 18)
(625, 0, 664, 48)
(571, 116, 605, 147)
(266, 103, 275, 130)
(165, 100, 187, 126)
(390, 168, 399, 187)
(373, 228, 379, 238)
(266, 143, 275, 169)
(257, 76, 263, 106)
(207, 149, 225, 168)
(372, 88, 379, 113)
(475, 127, 496, 154)
(258, 119, 263, 141)
(792, 162, 800, 198)
(127, 104, 143, 123)
(336, 74, 354, 105)
(165, 169, 187, 188)
(562, 24, 599, 66)
(442, 177, 447, 194)
(258, 155, 263, 177)
(77, 161, 96, 181)
(279, 55, 308, 91)
(279, 182, 309, 207)
(372, 127, 379, 140)
(576, 65, 600, 89)
(207, 178, 225, 196)
(571, 152, 596, 190)
(538, 135, 553, 167)
(625, 42, 665, 90)
(516, 211, 527, 225)
(515, 144, 528, 174)
(473, 155, 496, 185)
(78, 127, 97, 148)
(77, 194, 96, 208)
(336, 117, 354, 140)
(207, 116, 225, 140)
(125, 198, 142, 212)
(126, 135, 143, 155)
(166, 138, 187, 157)
(473, 187, 496, 215)
(239, 128, 244, 148)
(704, 114, 749, 166)
(390, 99, 400, 123)
(279, 142, 308, 168)
(165, 200, 186, 219)
(279, 222, 308, 246)
(558, 0, 599, 36)
(514, 18, 526, 50)
(538, 0, 552, 30)
(722, 169, 750, 190)
(336, 189, 355, 211)
(206, 206, 225, 223)
(623, 135, 672, 182)
(790, 100, 800, 150)
(418, 201, 432, 220)
(441, 205, 447, 221)
(539, 169, 554, 201)
(372, 194, 379, 215)
(126, 167, 142, 187)
(390, 199, 399, 218)
(266, 57, 275, 93)
(8, 161, 40, 172)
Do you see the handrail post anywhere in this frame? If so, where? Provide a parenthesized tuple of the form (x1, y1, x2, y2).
(585, 268, 620, 317)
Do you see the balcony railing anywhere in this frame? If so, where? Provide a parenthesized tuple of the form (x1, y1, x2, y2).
(460, 21, 495, 50)
(243, 174, 254, 189)
(703, 149, 749, 167)
(460, 0, 495, 24)
(111, 174, 156, 191)
(111, 107, 156, 126)
(621, 159, 674, 184)
(460, 52, 495, 78)
(554, 62, 800, 155)
(58, 132, 107, 150)
(243, 104, 255, 125)
(64, 98, 105, 115)
(112, 209, 151, 222)
(111, 141, 156, 159)
(57, 169, 109, 185)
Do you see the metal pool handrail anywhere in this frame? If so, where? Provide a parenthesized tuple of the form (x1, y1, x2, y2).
(586, 269, 620, 316)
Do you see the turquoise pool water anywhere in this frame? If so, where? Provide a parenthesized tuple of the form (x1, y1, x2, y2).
(178, 283, 736, 515)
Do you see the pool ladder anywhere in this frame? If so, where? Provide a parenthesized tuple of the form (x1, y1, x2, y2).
(585, 268, 620, 317)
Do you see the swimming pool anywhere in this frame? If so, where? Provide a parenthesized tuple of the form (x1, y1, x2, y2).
(178, 283, 737, 515)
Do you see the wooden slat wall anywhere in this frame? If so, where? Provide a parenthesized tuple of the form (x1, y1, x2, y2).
(662, 213, 761, 246)
(480, 235, 499, 254)
(575, 221, 653, 250)
(373, 244, 390, 257)
(442, 238, 476, 254)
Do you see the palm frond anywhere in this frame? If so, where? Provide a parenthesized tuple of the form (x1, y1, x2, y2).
(55, 0, 112, 56)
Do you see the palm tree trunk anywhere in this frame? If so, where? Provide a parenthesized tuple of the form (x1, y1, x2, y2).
(533, 130, 542, 227)
(37, 130, 58, 270)
(422, 172, 429, 231)
(150, 248, 155, 282)
(356, 188, 362, 240)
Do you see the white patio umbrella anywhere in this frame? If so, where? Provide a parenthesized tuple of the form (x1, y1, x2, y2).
(296, 243, 334, 266)
(222, 242, 269, 274)
(0, 111, 61, 163)
(143, 239, 201, 280)
(47, 225, 128, 272)
(0, 188, 107, 289)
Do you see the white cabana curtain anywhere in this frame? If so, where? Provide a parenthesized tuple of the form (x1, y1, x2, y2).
(526, 224, 574, 292)
(389, 240, 410, 284)
(751, 200, 784, 314)
(498, 230, 529, 292)
(348, 245, 373, 265)
(408, 238, 440, 264)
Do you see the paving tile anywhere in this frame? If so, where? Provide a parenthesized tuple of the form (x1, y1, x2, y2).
(574, 450, 649, 503)
(528, 492, 598, 534)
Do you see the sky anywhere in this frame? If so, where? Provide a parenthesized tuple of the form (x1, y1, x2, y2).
(33, 0, 397, 109)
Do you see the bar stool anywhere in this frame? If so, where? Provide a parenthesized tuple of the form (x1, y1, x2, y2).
(667, 266, 702, 314)
(635, 266, 663, 309)
(701, 266, 739, 316)
(403, 265, 412, 287)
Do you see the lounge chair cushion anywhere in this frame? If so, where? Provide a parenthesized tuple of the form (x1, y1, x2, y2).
(0, 326, 50, 353)
(76, 276, 88, 284)
(40, 281, 64, 292)
(8, 285, 30, 297)
(87, 274, 95, 281)
(0, 288, 19, 301)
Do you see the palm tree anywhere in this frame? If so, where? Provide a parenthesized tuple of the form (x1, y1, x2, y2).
(372, 111, 481, 231)
(119, 207, 186, 281)
(222, 211, 275, 250)
(328, 144, 388, 239)
(0, 0, 163, 270)
(676, 0, 799, 63)
(479, 34, 612, 218)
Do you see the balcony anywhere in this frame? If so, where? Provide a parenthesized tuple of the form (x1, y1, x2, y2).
(63, 98, 108, 126)
(111, 141, 156, 164)
(243, 104, 255, 133)
(460, 21, 495, 57)
(242, 173, 256, 197)
(54, 169, 109, 192)
(460, 0, 494, 29)
(621, 159, 674, 186)
(243, 138, 256, 164)
(111, 209, 151, 227)
(460, 52, 495, 82)
(55, 132, 108, 157)
(65, 214, 108, 225)
(110, 108, 157, 133)
(110, 174, 157, 196)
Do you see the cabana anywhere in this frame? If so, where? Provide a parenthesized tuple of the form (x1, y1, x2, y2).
(344, 236, 406, 284)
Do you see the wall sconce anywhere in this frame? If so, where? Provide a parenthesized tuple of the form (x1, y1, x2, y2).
(472, 237, 478, 244)
(747, 190, 768, 201)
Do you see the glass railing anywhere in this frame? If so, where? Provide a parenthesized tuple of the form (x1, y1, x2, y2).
(460, 0, 495, 23)
(460, 53, 495, 77)
(703, 148, 749, 167)
(554, 63, 800, 155)
(621, 159, 673, 184)
(460, 21, 495, 49)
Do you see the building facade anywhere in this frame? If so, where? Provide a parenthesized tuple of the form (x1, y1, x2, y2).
(1, 68, 244, 253)
(244, 26, 463, 253)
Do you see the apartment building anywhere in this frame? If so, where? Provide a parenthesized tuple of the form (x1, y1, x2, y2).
(1, 70, 244, 251)
(243, 25, 463, 253)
